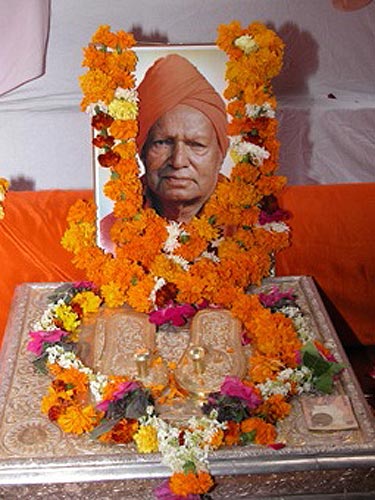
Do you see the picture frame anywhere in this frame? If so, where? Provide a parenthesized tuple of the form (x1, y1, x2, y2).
(93, 44, 230, 248)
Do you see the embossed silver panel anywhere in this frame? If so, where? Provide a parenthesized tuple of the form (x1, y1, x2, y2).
(0, 277, 374, 499)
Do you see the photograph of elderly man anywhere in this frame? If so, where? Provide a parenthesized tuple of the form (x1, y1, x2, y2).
(100, 53, 229, 253)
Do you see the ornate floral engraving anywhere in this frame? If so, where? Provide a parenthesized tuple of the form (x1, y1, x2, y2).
(0, 277, 374, 498)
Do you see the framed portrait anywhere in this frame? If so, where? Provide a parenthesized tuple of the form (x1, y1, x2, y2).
(93, 44, 230, 249)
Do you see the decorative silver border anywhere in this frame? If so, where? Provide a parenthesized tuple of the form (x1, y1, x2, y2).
(0, 277, 374, 493)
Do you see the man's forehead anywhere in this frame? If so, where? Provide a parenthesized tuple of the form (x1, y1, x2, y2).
(149, 109, 216, 139)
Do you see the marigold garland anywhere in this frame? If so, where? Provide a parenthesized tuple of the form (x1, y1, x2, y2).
(37, 22, 346, 499)
(0, 178, 9, 220)
(62, 21, 290, 322)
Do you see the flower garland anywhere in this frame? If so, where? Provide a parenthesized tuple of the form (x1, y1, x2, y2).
(62, 21, 290, 324)
(0, 178, 9, 219)
(28, 282, 344, 499)
(40, 21, 344, 498)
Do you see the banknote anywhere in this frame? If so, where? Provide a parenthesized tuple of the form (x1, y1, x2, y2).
(301, 395, 359, 431)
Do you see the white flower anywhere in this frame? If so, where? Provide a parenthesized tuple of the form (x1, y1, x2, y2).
(234, 34, 258, 54)
(245, 102, 275, 119)
(89, 373, 109, 402)
(149, 277, 167, 305)
(85, 101, 108, 116)
(166, 253, 190, 271)
(114, 87, 138, 102)
(198, 251, 220, 263)
(258, 221, 289, 233)
(163, 221, 183, 253)
(230, 135, 270, 166)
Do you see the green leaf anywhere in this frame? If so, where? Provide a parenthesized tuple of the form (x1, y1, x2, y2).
(90, 417, 120, 439)
(183, 461, 197, 474)
(240, 430, 256, 445)
(301, 342, 345, 394)
(32, 355, 49, 375)
(179, 234, 190, 244)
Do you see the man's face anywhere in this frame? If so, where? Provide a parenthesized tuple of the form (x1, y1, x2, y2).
(143, 104, 224, 209)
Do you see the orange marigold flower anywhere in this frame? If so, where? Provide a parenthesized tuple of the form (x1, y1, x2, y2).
(255, 394, 291, 423)
(216, 20, 244, 55)
(169, 471, 214, 496)
(126, 275, 155, 313)
(115, 30, 136, 49)
(248, 353, 283, 384)
(224, 420, 241, 446)
(56, 367, 89, 397)
(91, 25, 118, 48)
(66, 199, 96, 224)
(98, 418, 138, 444)
(109, 119, 138, 140)
(240, 417, 277, 445)
(57, 404, 100, 435)
(209, 428, 225, 450)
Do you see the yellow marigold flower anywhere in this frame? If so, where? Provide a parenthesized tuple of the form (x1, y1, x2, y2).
(133, 425, 158, 453)
(100, 282, 126, 308)
(79, 69, 116, 107)
(108, 98, 138, 120)
(57, 404, 100, 435)
(41, 390, 60, 415)
(71, 291, 101, 315)
(61, 222, 96, 254)
(54, 303, 80, 332)
(0, 177, 9, 218)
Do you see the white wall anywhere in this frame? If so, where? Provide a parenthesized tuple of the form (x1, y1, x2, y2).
(0, 0, 374, 189)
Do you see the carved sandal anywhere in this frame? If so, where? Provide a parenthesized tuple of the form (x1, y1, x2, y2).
(174, 308, 247, 397)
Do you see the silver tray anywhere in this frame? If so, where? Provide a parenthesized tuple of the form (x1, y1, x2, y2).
(0, 276, 374, 499)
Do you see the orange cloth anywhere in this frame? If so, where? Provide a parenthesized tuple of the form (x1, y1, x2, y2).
(276, 183, 375, 346)
(1, 185, 374, 348)
(0, 190, 91, 342)
(136, 54, 229, 155)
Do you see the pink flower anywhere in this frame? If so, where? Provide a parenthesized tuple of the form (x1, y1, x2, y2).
(97, 381, 140, 412)
(149, 302, 197, 327)
(154, 480, 200, 500)
(258, 286, 295, 308)
(259, 208, 289, 224)
(72, 280, 95, 290)
(220, 376, 261, 409)
(27, 329, 68, 356)
(268, 442, 286, 450)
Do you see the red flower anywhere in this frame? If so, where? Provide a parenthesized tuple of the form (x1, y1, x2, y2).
(91, 112, 114, 130)
(98, 150, 121, 168)
(92, 135, 115, 149)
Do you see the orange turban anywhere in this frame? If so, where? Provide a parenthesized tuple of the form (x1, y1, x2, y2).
(136, 54, 229, 156)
